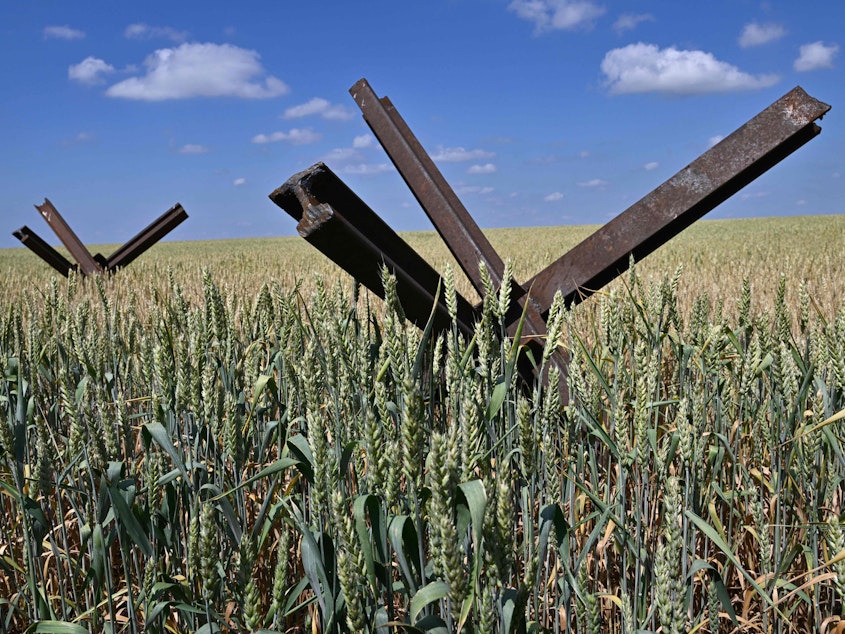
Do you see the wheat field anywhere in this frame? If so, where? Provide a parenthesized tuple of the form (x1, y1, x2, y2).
(1, 214, 844, 633)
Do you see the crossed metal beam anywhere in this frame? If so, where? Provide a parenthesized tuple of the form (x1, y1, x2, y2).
(280, 81, 829, 391)
(13, 199, 188, 277)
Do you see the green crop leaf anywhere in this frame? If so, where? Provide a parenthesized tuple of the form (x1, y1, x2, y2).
(410, 581, 450, 623)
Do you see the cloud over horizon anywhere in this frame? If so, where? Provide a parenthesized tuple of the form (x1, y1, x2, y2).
(431, 146, 495, 162)
(105, 42, 288, 100)
(177, 144, 209, 155)
(601, 43, 779, 94)
(468, 163, 497, 174)
(68, 57, 115, 84)
(251, 128, 321, 145)
(282, 97, 354, 121)
(124, 23, 189, 42)
(794, 41, 839, 71)
(508, 0, 605, 33)
(612, 13, 653, 34)
(738, 22, 786, 48)
(44, 25, 86, 40)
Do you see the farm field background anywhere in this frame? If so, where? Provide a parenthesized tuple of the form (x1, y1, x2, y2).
(1, 214, 844, 633)
(3, 215, 844, 312)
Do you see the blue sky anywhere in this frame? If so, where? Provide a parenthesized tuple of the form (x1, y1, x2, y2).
(1, 1, 842, 250)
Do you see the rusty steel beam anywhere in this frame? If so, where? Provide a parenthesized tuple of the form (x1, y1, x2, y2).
(270, 162, 479, 337)
(12, 225, 77, 277)
(350, 78, 509, 294)
(349, 80, 555, 338)
(34, 198, 101, 276)
(106, 203, 188, 270)
(525, 86, 831, 318)
(350, 79, 569, 389)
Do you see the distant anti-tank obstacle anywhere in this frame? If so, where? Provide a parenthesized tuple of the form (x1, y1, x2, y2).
(13, 199, 188, 277)
(270, 79, 831, 396)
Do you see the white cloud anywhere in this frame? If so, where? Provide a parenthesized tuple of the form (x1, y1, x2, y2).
(467, 163, 497, 174)
(612, 13, 653, 34)
(601, 43, 779, 95)
(178, 144, 209, 155)
(644, 161, 659, 171)
(61, 132, 94, 146)
(738, 22, 786, 48)
(323, 147, 359, 161)
(339, 163, 394, 175)
(578, 178, 608, 187)
(124, 23, 188, 42)
(353, 134, 374, 148)
(251, 128, 321, 145)
(508, 0, 605, 33)
(69, 57, 115, 85)
(456, 185, 495, 195)
(233, 177, 247, 186)
(431, 146, 495, 162)
(545, 191, 564, 202)
(106, 43, 289, 100)
(283, 97, 353, 121)
(44, 25, 85, 40)
(708, 134, 725, 148)
(794, 41, 839, 72)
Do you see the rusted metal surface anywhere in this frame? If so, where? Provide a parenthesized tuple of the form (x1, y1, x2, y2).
(16, 200, 188, 275)
(350, 79, 569, 386)
(350, 79, 507, 294)
(34, 198, 101, 276)
(270, 162, 479, 336)
(12, 225, 77, 277)
(106, 203, 188, 270)
(525, 86, 831, 317)
(275, 82, 827, 397)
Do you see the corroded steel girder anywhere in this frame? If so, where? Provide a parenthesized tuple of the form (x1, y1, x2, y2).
(276, 81, 829, 397)
(270, 162, 479, 337)
(525, 86, 831, 317)
(349, 78, 567, 387)
(12, 225, 77, 277)
(14, 200, 188, 276)
(35, 198, 101, 275)
(106, 204, 188, 270)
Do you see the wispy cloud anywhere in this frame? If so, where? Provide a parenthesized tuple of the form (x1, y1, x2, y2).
(106, 43, 288, 100)
(509, 0, 605, 34)
(68, 57, 115, 85)
(431, 146, 495, 162)
(601, 43, 779, 95)
(282, 97, 354, 121)
(353, 134, 374, 148)
(233, 177, 246, 186)
(794, 41, 839, 71)
(177, 144, 209, 155)
(544, 191, 564, 202)
(44, 25, 85, 40)
(612, 13, 653, 34)
(467, 163, 497, 174)
(322, 147, 359, 162)
(61, 132, 94, 146)
(252, 128, 321, 144)
(456, 185, 495, 196)
(339, 163, 394, 175)
(578, 178, 608, 187)
(738, 22, 786, 48)
(708, 134, 725, 148)
(644, 161, 659, 171)
(124, 23, 188, 42)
